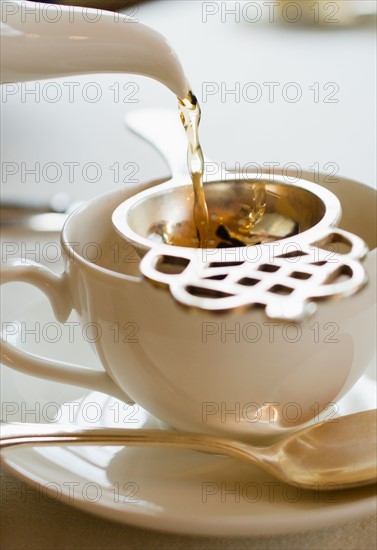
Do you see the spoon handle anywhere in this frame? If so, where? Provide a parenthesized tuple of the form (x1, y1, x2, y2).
(125, 109, 215, 180)
(2, 421, 376, 491)
(0, 422, 265, 471)
(126, 109, 189, 179)
(0, 422, 190, 449)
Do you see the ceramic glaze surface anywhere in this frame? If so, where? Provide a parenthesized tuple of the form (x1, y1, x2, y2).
(0, 0, 189, 97)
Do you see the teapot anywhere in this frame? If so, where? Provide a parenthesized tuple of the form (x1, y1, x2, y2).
(1, 0, 189, 98)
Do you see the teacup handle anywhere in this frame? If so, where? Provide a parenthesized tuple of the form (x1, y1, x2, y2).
(0, 259, 132, 402)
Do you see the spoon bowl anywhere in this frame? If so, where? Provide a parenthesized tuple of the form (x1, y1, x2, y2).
(1, 410, 376, 490)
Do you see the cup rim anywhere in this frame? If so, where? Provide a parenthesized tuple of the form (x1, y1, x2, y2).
(61, 187, 143, 282)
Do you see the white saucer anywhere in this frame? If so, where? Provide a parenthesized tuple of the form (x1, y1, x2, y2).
(1, 296, 376, 537)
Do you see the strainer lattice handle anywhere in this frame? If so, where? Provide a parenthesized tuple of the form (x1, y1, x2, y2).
(140, 227, 368, 321)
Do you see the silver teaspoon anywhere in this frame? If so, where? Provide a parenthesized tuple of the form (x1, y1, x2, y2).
(1, 410, 376, 490)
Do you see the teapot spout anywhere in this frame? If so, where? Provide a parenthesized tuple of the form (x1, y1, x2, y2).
(1, 1, 189, 98)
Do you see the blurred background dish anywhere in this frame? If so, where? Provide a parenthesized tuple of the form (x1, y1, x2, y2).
(42, 0, 377, 27)
(278, 0, 376, 26)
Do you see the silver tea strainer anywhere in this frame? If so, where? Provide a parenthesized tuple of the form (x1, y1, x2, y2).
(113, 110, 368, 321)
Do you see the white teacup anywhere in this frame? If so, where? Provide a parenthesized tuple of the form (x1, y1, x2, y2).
(1, 174, 376, 440)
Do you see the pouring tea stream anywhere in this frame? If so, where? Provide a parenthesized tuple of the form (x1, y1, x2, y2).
(1, 0, 210, 240)
(1, 0, 268, 247)
(1, 0, 360, 256)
